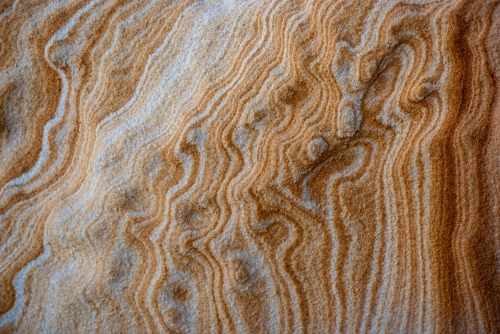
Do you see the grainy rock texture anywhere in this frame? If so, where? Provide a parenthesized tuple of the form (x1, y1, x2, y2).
(1, 0, 500, 333)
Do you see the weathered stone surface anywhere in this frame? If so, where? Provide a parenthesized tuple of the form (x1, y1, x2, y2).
(1, 0, 500, 332)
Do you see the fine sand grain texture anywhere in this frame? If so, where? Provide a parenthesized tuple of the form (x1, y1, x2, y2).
(1, 0, 500, 333)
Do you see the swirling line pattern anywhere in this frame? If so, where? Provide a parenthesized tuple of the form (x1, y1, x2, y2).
(1, 0, 500, 333)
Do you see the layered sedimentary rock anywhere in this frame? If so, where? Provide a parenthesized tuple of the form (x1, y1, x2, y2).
(1, 0, 500, 333)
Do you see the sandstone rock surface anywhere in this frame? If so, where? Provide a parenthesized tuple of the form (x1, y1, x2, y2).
(1, 0, 500, 333)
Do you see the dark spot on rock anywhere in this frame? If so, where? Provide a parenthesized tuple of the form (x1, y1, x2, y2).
(252, 108, 267, 124)
(276, 80, 309, 106)
(172, 285, 189, 303)
(108, 186, 145, 213)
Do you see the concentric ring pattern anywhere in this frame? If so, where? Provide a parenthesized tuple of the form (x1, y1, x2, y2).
(1, 0, 500, 333)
